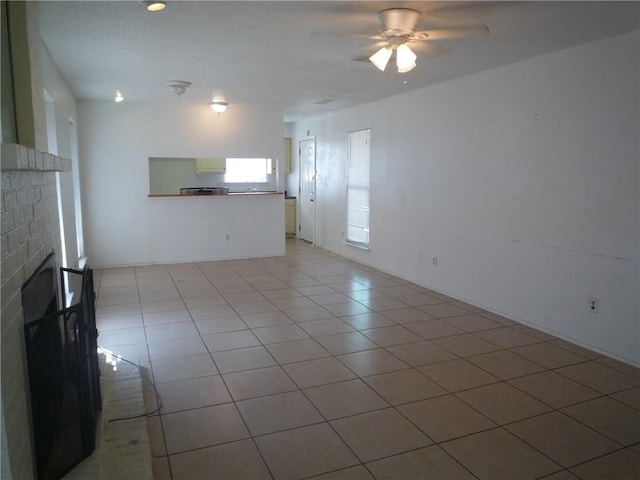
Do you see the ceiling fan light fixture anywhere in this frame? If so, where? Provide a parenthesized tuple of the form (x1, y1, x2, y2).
(210, 101, 228, 114)
(369, 47, 392, 71)
(397, 61, 416, 73)
(144, 1, 166, 12)
(396, 44, 417, 73)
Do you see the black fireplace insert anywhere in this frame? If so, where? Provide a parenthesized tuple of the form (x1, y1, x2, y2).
(21, 253, 101, 480)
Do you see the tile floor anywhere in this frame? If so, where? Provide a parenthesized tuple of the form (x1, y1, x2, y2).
(94, 239, 640, 480)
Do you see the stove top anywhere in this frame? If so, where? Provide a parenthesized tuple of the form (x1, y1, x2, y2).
(180, 187, 229, 195)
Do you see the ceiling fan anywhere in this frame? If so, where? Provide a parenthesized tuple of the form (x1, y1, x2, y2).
(367, 8, 489, 73)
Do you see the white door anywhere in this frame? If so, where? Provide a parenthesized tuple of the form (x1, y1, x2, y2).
(298, 138, 316, 243)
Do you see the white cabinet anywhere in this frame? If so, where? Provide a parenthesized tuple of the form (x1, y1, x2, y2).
(196, 157, 226, 174)
(285, 197, 296, 237)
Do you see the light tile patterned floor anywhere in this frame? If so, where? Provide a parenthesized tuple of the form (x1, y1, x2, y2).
(94, 239, 640, 480)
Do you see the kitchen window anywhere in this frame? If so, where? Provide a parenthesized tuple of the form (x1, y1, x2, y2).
(346, 129, 371, 249)
(225, 157, 273, 183)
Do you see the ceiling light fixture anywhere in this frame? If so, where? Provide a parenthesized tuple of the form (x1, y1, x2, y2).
(369, 43, 416, 73)
(396, 44, 417, 73)
(144, 1, 166, 12)
(166, 80, 191, 98)
(114, 91, 124, 103)
(209, 101, 228, 114)
(369, 47, 392, 71)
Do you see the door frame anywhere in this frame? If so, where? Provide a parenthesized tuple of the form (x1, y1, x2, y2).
(298, 136, 316, 245)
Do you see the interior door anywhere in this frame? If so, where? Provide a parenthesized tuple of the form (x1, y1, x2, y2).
(298, 138, 316, 243)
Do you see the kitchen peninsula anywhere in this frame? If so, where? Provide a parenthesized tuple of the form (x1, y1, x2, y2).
(146, 191, 285, 262)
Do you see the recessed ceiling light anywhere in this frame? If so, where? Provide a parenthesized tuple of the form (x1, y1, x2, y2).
(144, 1, 166, 12)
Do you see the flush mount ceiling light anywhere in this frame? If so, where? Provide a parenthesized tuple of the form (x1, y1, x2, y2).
(166, 80, 191, 98)
(114, 90, 124, 102)
(209, 101, 228, 114)
(144, 1, 166, 12)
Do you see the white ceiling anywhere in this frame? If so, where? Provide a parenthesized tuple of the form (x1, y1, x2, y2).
(37, 1, 639, 122)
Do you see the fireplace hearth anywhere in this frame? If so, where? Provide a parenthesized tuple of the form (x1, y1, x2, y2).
(21, 253, 101, 480)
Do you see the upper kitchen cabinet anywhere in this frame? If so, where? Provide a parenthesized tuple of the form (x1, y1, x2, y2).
(196, 157, 226, 174)
(284, 138, 292, 173)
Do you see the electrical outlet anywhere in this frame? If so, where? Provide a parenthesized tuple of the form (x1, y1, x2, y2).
(432, 256, 438, 266)
(588, 297, 598, 313)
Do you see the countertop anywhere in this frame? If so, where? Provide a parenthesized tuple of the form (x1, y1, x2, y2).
(148, 192, 284, 198)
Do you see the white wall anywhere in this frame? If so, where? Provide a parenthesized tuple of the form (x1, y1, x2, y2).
(78, 101, 286, 267)
(40, 42, 82, 269)
(292, 31, 639, 365)
(146, 195, 284, 264)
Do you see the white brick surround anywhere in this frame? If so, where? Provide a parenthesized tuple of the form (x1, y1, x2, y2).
(1, 145, 70, 479)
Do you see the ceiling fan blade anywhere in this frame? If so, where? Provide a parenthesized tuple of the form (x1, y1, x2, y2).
(344, 33, 386, 42)
(424, 1, 501, 20)
(409, 41, 447, 56)
(371, 39, 389, 48)
(414, 23, 490, 41)
(308, 4, 380, 38)
(351, 55, 372, 63)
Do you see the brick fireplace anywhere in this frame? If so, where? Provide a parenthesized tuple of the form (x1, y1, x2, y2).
(1, 1, 86, 476)
(1, 143, 71, 479)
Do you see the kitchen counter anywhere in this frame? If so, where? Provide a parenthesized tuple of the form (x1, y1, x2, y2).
(148, 192, 283, 198)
